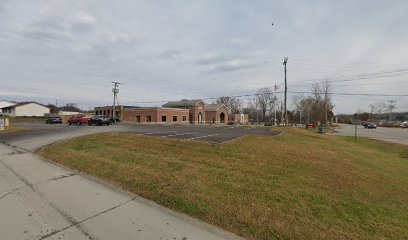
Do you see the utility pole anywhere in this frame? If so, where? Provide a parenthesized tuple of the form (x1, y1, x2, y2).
(274, 83, 278, 126)
(387, 99, 396, 122)
(283, 57, 288, 126)
(280, 101, 284, 125)
(112, 81, 120, 119)
(369, 104, 375, 121)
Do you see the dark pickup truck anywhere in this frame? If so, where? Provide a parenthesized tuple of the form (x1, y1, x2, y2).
(45, 115, 62, 124)
(88, 115, 112, 126)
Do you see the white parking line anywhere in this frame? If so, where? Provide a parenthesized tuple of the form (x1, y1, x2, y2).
(145, 131, 176, 135)
(188, 134, 219, 140)
(162, 132, 196, 138)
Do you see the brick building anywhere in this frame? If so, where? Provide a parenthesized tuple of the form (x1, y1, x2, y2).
(122, 107, 189, 124)
(95, 100, 239, 125)
(229, 113, 249, 124)
(205, 104, 229, 124)
(94, 105, 139, 120)
(162, 99, 206, 124)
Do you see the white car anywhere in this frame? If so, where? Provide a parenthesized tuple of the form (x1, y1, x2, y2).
(400, 121, 408, 128)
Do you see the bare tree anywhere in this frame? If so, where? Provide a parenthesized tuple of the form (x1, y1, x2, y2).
(292, 95, 314, 123)
(310, 80, 334, 127)
(246, 98, 260, 123)
(216, 96, 242, 114)
(255, 88, 275, 122)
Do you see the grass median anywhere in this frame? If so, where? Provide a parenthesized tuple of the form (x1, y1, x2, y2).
(38, 128, 408, 240)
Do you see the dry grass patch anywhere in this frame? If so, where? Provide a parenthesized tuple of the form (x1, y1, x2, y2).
(39, 128, 408, 240)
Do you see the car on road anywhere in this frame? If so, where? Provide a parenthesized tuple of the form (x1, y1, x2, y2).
(88, 115, 112, 126)
(400, 121, 408, 128)
(45, 115, 62, 124)
(68, 115, 90, 125)
(364, 123, 377, 129)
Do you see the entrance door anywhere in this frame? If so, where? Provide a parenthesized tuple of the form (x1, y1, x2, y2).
(220, 112, 225, 123)
(198, 113, 202, 124)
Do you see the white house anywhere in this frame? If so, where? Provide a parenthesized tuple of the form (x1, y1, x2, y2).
(2, 102, 50, 117)
(0, 100, 16, 113)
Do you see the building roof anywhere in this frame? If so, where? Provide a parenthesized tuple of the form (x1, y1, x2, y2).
(125, 107, 189, 111)
(205, 104, 225, 112)
(94, 105, 141, 109)
(2, 101, 49, 109)
(162, 99, 204, 108)
(0, 100, 16, 108)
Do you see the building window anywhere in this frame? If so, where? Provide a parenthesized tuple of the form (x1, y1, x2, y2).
(182, 115, 187, 121)
(147, 115, 152, 122)
(162, 116, 167, 122)
(173, 116, 177, 122)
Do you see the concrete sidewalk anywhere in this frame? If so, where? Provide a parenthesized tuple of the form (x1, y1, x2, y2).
(0, 144, 242, 240)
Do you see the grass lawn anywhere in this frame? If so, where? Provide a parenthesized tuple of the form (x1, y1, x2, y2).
(9, 116, 45, 123)
(38, 128, 408, 240)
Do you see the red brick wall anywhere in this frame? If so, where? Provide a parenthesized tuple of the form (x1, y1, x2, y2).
(205, 105, 229, 124)
(123, 108, 189, 124)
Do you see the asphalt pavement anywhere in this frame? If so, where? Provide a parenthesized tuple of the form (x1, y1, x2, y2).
(0, 122, 279, 240)
(331, 124, 408, 146)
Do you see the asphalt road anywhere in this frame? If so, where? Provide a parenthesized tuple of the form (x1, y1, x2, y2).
(332, 124, 408, 146)
(0, 122, 279, 240)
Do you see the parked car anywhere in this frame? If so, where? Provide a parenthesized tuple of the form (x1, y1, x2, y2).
(364, 123, 377, 129)
(401, 121, 408, 128)
(45, 115, 62, 124)
(88, 115, 112, 126)
(305, 123, 314, 129)
(68, 115, 90, 125)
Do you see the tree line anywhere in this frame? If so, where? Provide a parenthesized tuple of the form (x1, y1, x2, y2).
(215, 80, 335, 126)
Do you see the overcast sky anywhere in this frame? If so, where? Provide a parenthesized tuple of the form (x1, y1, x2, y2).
(1, 0, 407, 113)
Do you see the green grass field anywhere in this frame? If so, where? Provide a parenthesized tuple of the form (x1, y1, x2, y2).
(9, 116, 45, 123)
(38, 128, 408, 240)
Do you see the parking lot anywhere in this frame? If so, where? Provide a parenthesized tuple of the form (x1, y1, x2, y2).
(122, 124, 280, 143)
(332, 124, 408, 146)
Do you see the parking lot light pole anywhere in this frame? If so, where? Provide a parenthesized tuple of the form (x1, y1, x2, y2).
(112, 81, 120, 119)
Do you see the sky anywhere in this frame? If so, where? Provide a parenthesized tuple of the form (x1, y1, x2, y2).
(1, 0, 407, 114)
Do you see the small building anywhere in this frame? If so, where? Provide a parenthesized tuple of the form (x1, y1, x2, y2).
(229, 113, 249, 124)
(1, 102, 50, 117)
(58, 110, 80, 116)
(205, 104, 229, 124)
(163, 99, 206, 124)
(0, 100, 16, 114)
(122, 107, 189, 124)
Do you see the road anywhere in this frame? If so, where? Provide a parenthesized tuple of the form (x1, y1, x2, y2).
(1, 123, 253, 240)
(332, 124, 408, 146)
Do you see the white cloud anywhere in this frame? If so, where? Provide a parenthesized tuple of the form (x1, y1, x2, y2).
(0, 0, 407, 113)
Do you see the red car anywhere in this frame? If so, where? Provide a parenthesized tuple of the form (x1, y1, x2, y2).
(68, 115, 90, 125)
